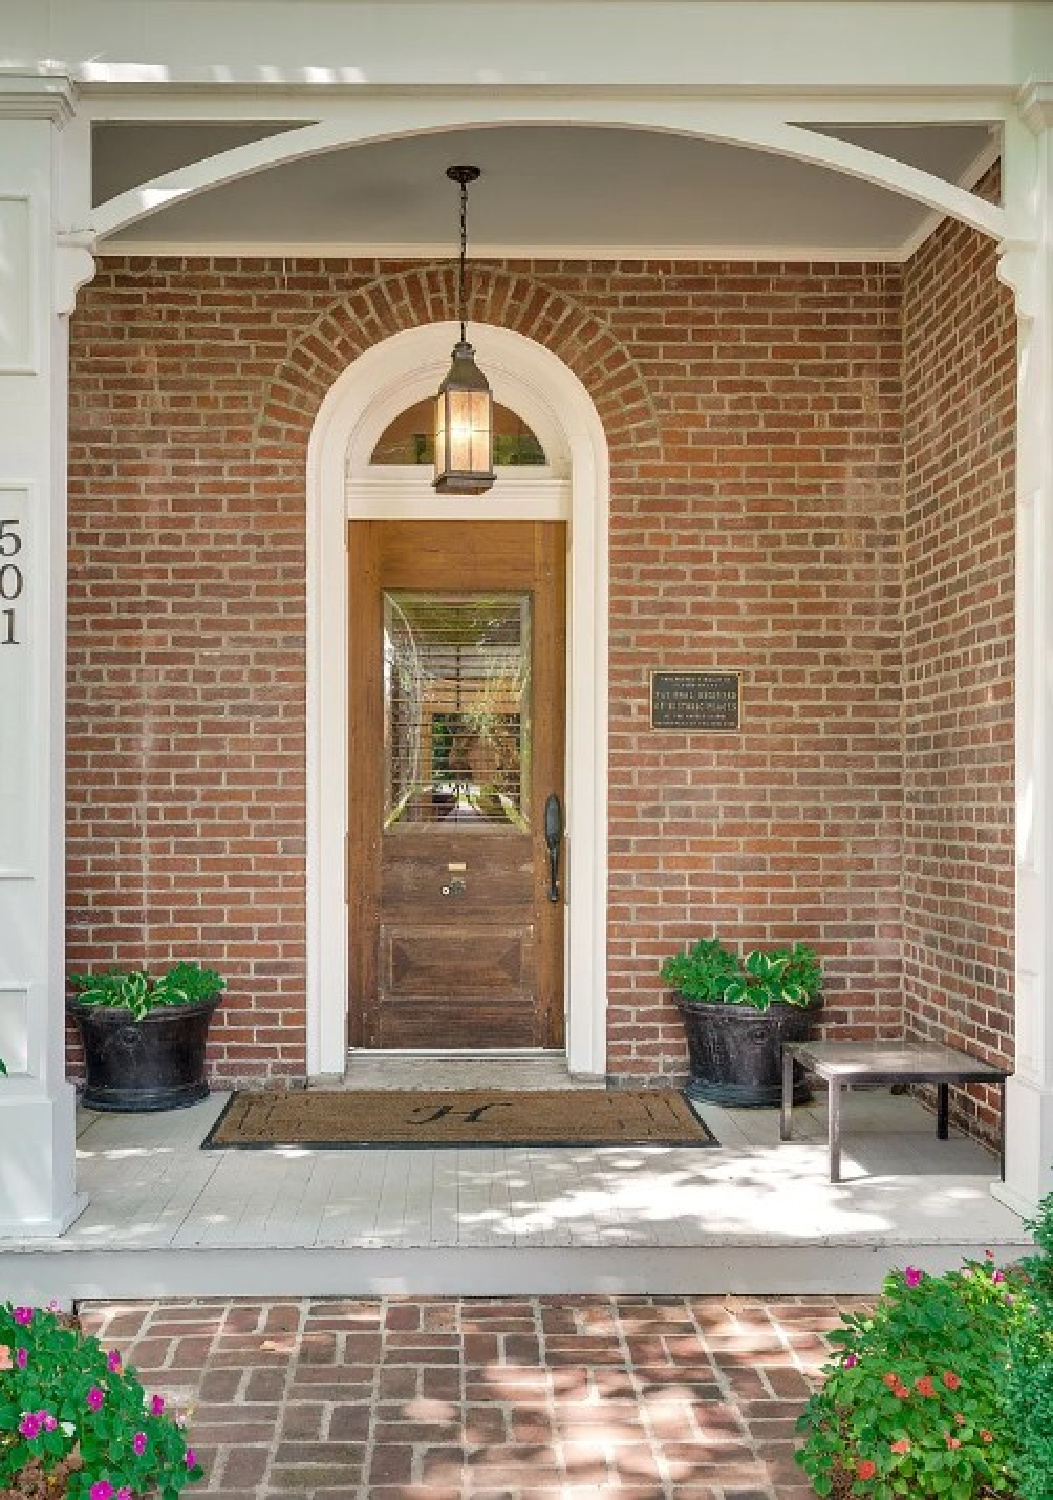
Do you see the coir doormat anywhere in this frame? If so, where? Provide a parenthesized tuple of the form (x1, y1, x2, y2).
(201, 1088, 718, 1150)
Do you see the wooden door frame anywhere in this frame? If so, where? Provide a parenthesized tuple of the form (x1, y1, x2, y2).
(306, 322, 609, 1079)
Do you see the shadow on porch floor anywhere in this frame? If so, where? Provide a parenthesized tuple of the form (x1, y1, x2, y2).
(0, 1089, 1030, 1303)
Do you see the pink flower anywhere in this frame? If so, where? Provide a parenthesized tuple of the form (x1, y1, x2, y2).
(915, 1376, 935, 1397)
(90, 1482, 115, 1500)
(87, 1386, 104, 1412)
(106, 1350, 123, 1373)
(857, 1459, 877, 1479)
(15, 1348, 26, 1370)
(149, 1394, 165, 1417)
(890, 1438, 911, 1455)
(18, 1412, 41, 1438)
(943, 1371, 961, 1390)
(842, 1352, 859, 1369)
(981, 1429, 994, 1443)
(12, 1308, 33, 1327)
(133, 1432, 147, 1456)
(40, 1412, 57, 1432)
(946, 1435, 962, 1450)
(184, 1449, 196, 1469)
(0, 1345, 12, 1371)
(993, 1270, 1005, 1284)
(904, 1266, 923, 1289)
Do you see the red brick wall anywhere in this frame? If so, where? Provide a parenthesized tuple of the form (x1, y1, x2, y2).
(901, 172, 1016, 1140)
(68, 256, 906, 1086)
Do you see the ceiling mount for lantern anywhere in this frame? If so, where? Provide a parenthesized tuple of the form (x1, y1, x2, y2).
(433, 165, 495, 496)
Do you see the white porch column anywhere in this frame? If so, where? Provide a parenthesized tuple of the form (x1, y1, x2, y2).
(995, 84, 1053, 1219)
(0, 73, 92, 1236)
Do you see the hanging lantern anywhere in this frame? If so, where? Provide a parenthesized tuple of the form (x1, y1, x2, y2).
(433, 165, 494, 495)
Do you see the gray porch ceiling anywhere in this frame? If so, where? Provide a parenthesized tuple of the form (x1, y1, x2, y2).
(93, 120, 997, 259)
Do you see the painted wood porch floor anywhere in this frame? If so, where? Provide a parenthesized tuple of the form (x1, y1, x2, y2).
(0, 1089, 1031, 1304)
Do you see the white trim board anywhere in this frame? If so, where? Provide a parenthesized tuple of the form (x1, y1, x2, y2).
(96, 239, 935, 261)
(306, 322, 609, 1080)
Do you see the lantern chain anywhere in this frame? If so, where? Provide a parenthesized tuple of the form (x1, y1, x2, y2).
(458, 174, 468, 342)
(446, 165, 479, 344)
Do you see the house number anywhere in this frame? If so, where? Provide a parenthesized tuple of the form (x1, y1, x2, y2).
(0, 519, 23, 645)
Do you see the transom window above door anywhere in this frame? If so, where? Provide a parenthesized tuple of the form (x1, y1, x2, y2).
(370, 399, 547, 467)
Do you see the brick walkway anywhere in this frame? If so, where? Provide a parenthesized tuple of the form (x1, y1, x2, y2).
(78, 1297, 859, 1499)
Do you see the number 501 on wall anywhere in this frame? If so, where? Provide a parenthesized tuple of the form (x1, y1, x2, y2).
(0, 518, 22, 644)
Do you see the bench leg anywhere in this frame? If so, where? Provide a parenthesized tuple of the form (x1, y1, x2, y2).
(830, 1080, 842, 1183)
(780, 1048, 794, 1141)
(938, 1083, 949, 1140)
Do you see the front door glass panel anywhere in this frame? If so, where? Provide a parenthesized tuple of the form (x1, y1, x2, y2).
(383, 592, 531, 830)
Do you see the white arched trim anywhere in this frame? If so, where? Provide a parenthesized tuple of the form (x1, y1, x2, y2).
(92, 103, 1006, 245)
(306, 321, 608, 1078)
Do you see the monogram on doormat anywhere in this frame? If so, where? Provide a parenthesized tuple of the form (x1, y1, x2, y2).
(201, 1089, 719, 1149)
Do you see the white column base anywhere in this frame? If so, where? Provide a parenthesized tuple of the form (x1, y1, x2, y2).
(991, 1074, 1053, 1219)
(0, 1078, 84, 1239)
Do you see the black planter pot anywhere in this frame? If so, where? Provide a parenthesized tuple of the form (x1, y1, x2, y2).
(677, 997, 815, 1107)
(69, 998, 219, 1112)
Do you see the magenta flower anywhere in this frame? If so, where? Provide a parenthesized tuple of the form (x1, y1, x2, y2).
(40, 1412, 57, 1432)
(842, 1352, 859, 1369)
(15, 1347, 27, 1370)
(12, 1308, 34, 1327)
(18, 1412, 41, 1438)
(149, 1394, 165, 1417)
(904, 1266, 923, 1288)
(90, 1482, 115, 1500)
(87, 1386, 104, 1412)
(133, 1432, 147, 1456)
(185, 1448, 196, 1469)
(106, 1350, 123, 1373)
(993, 1269, 1005, 1284)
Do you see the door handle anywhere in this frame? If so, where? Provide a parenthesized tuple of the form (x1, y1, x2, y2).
(543, 793, 563, 904)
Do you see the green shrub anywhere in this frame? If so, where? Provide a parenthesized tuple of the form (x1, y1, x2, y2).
(796, 1258, 1024, 1498)
(1002, 1193, 1053, 1499)
(0, 1302, 203, 1498)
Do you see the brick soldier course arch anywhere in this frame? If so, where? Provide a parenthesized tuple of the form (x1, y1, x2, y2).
(254, 263, 661, 454)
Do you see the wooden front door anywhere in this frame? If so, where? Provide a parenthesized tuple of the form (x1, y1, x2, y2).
(349, 521, 566, 1049)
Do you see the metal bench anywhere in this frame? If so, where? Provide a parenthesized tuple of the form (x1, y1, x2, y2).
(779, 1040, 1010, 1183)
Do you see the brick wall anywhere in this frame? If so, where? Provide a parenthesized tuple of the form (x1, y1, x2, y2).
(66, 253, 932, 1087)
(902, 171, 1017, 1141)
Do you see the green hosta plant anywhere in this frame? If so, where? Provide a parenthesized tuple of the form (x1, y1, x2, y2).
(0, 1302, 202, 1499)
(659, 937, 821, 1011)
(67, 964, 225, 1022)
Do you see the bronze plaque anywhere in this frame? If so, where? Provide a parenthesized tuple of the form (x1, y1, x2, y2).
(650, 670, 740, 731)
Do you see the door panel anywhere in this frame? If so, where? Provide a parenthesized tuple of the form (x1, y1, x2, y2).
(349, 521, 565, 1050)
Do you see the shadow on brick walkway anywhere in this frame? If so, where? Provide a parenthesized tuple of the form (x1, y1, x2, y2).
(78, 1296, 858, 1499)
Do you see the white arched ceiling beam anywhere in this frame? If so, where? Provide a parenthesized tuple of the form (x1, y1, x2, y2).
(90, 101, 1008, 244)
